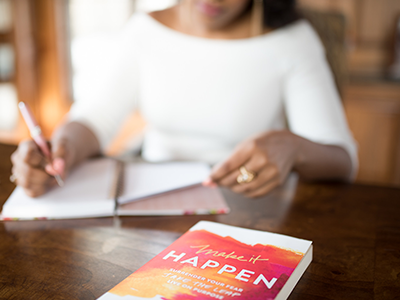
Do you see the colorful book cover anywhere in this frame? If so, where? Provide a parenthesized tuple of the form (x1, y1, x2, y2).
(98, 221, 313, 300)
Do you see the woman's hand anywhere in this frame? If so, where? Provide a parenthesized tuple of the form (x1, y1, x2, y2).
(11, 138, 75, 197)
(203, 131, 302, 198)
(10, 122, 101, 198)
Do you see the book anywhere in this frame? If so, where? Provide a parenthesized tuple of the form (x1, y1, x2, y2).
(1, 158, 229, 220)
(98, 221, 313, 300)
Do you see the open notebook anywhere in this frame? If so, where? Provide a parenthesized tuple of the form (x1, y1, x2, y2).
(1, 158, 229, 220)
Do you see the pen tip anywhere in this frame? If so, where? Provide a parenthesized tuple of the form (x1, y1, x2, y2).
(18, 102, 25, 109)
(55, 175, 64, 187)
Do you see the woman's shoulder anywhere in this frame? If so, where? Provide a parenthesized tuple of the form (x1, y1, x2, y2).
(119, 10, 159, 35)
(275, 19, 326, 57)
(123, 11, 153, 31)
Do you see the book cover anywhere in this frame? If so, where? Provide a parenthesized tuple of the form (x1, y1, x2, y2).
(98, 221, 312, 300)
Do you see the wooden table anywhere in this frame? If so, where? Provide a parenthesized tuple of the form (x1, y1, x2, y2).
(1, 143, 400, 300)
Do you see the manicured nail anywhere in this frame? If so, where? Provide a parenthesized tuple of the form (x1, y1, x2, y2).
(53, 158, 65, 175)
(202, 178, 218, 188)
(202, 178, 212, 186)
(45, 164, 57, 176)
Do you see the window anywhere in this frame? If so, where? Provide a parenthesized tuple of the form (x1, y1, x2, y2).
(0, 0, 19, 141)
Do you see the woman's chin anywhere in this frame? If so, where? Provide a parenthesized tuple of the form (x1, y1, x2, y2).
(195, 1, 224, 17)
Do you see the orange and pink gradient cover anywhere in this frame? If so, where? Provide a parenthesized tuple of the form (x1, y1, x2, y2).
(98, 221, 312, 300)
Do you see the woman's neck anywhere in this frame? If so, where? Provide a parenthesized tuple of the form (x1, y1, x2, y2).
(149, 5, 269, 40)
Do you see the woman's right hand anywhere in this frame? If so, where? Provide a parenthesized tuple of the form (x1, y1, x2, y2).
(10, 138, 74, 197)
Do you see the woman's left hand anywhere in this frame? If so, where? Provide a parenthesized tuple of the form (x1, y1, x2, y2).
(203, 131, 302, 198)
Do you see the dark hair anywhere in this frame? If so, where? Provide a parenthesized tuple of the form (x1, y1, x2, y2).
(262, 0, 300, 28)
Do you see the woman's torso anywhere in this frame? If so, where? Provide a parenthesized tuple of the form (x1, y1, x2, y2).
(133, 13, 315, 162)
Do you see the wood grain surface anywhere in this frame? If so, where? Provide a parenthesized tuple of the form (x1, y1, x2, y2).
(1, 143, 400, 300)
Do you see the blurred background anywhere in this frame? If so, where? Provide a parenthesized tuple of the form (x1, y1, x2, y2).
(0, 0, 399, 187)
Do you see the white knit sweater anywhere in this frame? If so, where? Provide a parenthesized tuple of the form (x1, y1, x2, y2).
(69, 12, 357, 170)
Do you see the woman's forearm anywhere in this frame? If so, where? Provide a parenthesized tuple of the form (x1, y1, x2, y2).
(294, 135, 354, 182)
(207, 130, 355, 198)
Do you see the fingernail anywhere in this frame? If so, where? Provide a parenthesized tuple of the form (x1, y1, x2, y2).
(53, 158, 65, 174)
(202, 178, 212, 186)
(202, 178, 218, 188)
(45, 164, 57, 176)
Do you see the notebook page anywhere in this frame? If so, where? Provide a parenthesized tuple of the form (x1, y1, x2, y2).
(2, 158, 115, 220)
(118, 162, 211, 204)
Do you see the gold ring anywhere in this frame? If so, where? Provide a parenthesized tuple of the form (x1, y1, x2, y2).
(237, 166, 256, 184)
(9, 174, 16, 183)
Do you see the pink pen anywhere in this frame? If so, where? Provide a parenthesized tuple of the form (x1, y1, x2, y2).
(18, 102, 64, 187)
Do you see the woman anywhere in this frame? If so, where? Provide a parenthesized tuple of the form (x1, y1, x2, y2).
(11, 0, 357, 198)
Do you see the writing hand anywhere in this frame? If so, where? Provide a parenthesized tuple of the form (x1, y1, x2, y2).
(11, 138, 73, 197)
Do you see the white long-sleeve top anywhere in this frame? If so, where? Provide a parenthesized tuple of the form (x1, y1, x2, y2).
(69, 12, 357, 170)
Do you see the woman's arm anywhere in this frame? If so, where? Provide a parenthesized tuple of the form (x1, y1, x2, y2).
(205, 24, 355, 198)
(293, 132, 353, 181)
(204, 130, 353, 198)
(11, 14, 144, 197)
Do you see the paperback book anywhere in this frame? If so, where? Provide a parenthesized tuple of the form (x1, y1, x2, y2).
(98, 221, 312, 300)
